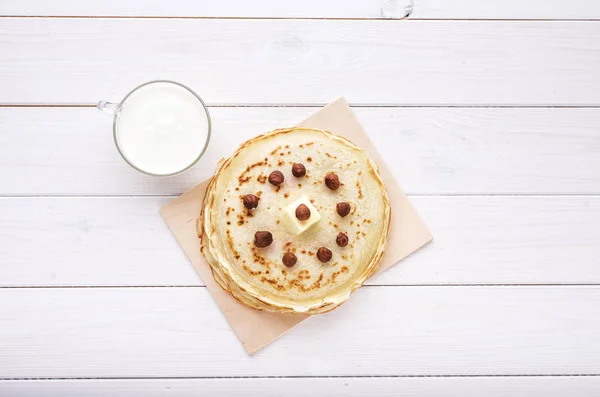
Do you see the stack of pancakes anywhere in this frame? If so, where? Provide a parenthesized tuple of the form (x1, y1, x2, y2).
(199, 127, 391, 314)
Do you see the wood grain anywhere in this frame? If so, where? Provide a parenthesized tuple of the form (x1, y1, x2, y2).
(1, 20, 599, 105)
(2, 286, 599, 378)
(2, 0, 600, 20)
(2, 377, 600, 396)
(1, 196, 599, 287)
(2, 107, 600, 195)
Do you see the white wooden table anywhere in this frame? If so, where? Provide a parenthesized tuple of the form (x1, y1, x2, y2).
(1, 1, 600, 395)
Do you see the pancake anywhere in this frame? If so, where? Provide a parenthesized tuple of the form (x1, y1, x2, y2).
(199, 127, 391, 314)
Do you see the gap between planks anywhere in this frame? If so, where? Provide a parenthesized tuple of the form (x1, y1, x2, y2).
(2, 285, 600, 289)
(2, 374, 600, 380)
(2, 194, 600, 198)
(2, 16, 600, 22)
(3, 104, 600, 108)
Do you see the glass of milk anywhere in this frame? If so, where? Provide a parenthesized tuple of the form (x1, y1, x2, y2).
(97, 80, 211, 176)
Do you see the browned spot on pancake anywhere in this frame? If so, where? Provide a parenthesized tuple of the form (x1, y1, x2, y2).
(281, 269, 287, 276)
(225, 207, 232, 216)
(298, 184, 302, 188)
(256, 191, 262, 197)
(278, 160, 285, 166)
(238, 159, 268, 185)
(283, 241, 293, 250)
(363, 218, 372, 224)
(353, 160, 357, 164)
(356, 181, 363, 198)
(225, 230, 240, 259)
(250, 247, 271, 269)
(333, 224, 338, 229)
(306, 157, 312, 162)
(235, 187, 239, 191)
(341, 255, 348, 260)
(331, 271, 341, 283)
(226, 221, 231, 225)
(236, 213, 246, 226)
(270, 146, 281, 155)
(325, 152, 338, 159)
(261, 276, 278, 285)
(299, 144, 304, 148)
(310, 199, 315, 204)
(285, 145, 289, 149)
(301, 250, 307, 254)
(243, 265, 263, 276)
(307, 251, 314, 256)
(349, 243, 354, 249)
(350, 220, 354, 225)
(358, 170, 363, 176)
(276, 220, 280, 224)
(298, 269, 310, 280)
(351, 206, 357, 215)
(362, 232, 367, 237)
(275, 185, 282, 192)
(244, 208, 254, 218)
(223, 198, 226, 202)
(306, 142, 314, 146)
(287, 151, 291, 154)
(341, 266, 349, 273)
(256, 173, 267, 184)
(284, 193, 289, 198)
(356, 223, 361, 228)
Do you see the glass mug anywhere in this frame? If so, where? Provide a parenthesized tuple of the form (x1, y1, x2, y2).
(97, 80, 211, 176)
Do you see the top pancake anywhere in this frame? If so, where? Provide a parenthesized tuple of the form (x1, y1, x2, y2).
(200, 127, 391, 314)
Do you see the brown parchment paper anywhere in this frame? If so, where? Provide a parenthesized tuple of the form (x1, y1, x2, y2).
(160, 98, 432, 354)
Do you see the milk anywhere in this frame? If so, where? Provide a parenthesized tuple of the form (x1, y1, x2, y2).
(115, 82, 210, 175)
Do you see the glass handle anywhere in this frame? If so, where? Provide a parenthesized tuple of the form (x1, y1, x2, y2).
(97, 101, 119, 117)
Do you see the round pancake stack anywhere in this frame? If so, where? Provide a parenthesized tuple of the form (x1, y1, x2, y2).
(199, 127, 391, 314)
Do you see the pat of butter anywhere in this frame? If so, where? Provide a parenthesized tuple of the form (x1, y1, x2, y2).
(281, 196, 321, 235)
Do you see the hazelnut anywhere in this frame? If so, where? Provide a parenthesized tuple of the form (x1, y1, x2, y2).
(317, 247, 333, 263)
(254, 231, 273, 248)
(295, 204, 311, 221)
(292, 163, 306, 177)
(324, 173, 340, 190)
(336, 232, 349, 247)
(268, 170, 284, 186)
(282, 252, 297, 267)
(243, 194, 259, 210)
(336, 202, 351, 217)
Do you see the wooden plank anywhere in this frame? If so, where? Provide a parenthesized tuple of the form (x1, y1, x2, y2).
(1, 196, 599, 287)
(2, 0, 600, 20)
(411, 0, 600, 20)
(2, 107, 600, 196)
(1, 286, 599, 377)
(2, 377, 600, 396)
(0, 0, 410, 19)
(1, 20, 599, 105)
